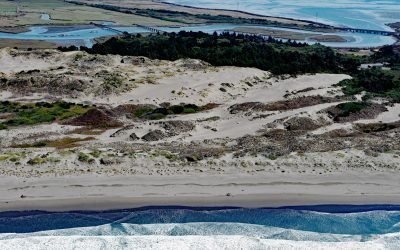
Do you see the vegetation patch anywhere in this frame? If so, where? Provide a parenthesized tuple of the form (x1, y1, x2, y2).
(229, 96, 341, 114)
(100, 72, 126, 93)
(337, 102, 370, 114)
(151, 150, 179, 162)
(339, 68, 400, 102)
(89, 149, 102, 158)
(27, 156, 48, 165)
(68, 127, 106, 135)
(0, 101, 91, 129)
(284, 117, 325, 131)
(78, 152, 95, 164)
(135, 103, 219, 120)
(354, 122, 400, 133)
(64, 108, 123, 128)
(0, 152, 27, 163)
(325, 102, 387, 123)
(26, 154, 60, 165)
(12, 137, 95, 149)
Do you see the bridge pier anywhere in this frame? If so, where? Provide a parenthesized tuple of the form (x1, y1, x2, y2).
(338, 27, 394, 36)
(91, 23, 124, 35)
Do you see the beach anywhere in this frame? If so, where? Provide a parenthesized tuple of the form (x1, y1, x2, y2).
(0, 36, 400, 248)
(1, 171, 400, 212)
(1, 48, 400, 212)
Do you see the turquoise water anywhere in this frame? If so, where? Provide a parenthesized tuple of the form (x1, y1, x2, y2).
(165, 0, 400, 30)
(1, 206, 400, 249)
(0, 24, 395, 48)
(40, 14, 50, 21)
(0, 26, 148, 47)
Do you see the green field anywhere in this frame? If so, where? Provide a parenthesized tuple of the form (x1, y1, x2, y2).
(0, 0, 178, 27)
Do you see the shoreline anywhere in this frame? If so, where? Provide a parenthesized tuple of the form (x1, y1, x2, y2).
(3, 194, 400, 213)
(2, 172, 400, 212)
(0, 23, 395, 50)
(66, 0, 319, 27)
(158, 1, 327, 27)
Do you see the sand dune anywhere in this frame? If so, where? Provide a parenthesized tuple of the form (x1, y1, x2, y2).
(0, 49, 399, 211)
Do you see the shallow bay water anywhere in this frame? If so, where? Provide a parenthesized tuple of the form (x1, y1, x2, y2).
(165, 0, 400, 30)
(0, 0, 398, 48)
(0, 24, 395, 48)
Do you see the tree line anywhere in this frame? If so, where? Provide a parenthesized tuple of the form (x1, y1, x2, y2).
(79, 31, 362, 75)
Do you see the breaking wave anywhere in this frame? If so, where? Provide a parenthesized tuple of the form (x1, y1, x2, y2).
(1, 205, 400, 249)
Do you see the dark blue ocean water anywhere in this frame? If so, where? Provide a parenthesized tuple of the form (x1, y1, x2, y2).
(1, 205, 400, 249)
(1, 205, 400, 234)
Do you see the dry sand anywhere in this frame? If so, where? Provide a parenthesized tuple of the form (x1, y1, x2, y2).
(2, 171, 400, 212)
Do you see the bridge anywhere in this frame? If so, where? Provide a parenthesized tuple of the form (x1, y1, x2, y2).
(335, 27, 395, 36)
(91, 23, 125, 34)
(135, 24, 163, 33)
(92, 22, 395, 38)
(92, 23, 164, 35)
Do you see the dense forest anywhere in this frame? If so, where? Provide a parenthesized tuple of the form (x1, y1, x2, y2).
(373, 45, 400, 64)
(340, 45, 400, 102)
(81, 31, 361, 75)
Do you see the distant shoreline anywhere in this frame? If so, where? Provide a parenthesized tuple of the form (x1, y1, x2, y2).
(159, 1, 328, 28)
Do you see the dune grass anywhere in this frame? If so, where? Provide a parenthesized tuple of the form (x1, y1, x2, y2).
(0, 101, 91, 129)
(12, 137, 95, 149)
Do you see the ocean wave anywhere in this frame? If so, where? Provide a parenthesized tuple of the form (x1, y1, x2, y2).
(2, 207, 400, 249)
(0, 235, 397, 250)
(0, 221, 399, 243)
(4, 208, 400, 235)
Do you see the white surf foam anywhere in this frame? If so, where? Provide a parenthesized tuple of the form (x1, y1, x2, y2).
(0, 235, 396, 250)
(1, 222, 400, 249)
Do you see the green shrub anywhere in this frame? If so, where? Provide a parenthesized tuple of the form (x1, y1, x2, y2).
(36, 102, 54, 108)
(145, 113, 166, 120)
(32, 141, 47, 147)
(57, 101, 72, 109)
(89, 149, 102, 158)
(27, 156, 47, 165)
(135, 103, 216, 120)
(332, 102, 370, 119)
(267, 154, 278, 160)
(134, 107, 154, 118)
(169, 105, 184, 114)
(78, 152, 95, 163)
(152, 108, 169, 115)
(388, 89, 400, 102)
(184, 104, 199, 110)
(339, 79, 364, 95)
(0, 101, 91, 128)
(337, 102, 369, 113)
(5, 117, 36, 126)
(339, 69, 400, 102)
(102, 73, 124, 91)
(183, 108, 196, 114)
